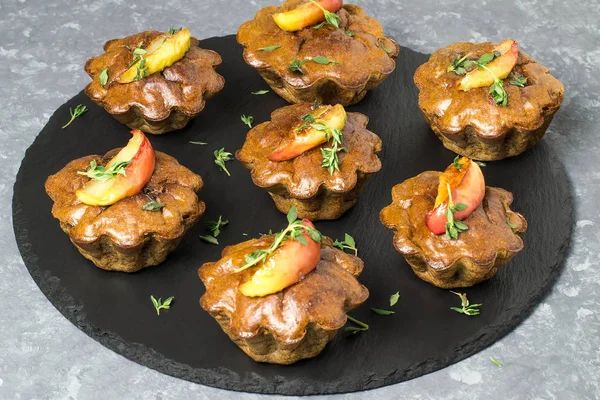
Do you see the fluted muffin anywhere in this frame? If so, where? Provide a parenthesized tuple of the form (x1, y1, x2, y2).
(236, 102, 382, 220)
(199, 230, 369, 364)
(85, 28, 225, 135)
(45, 131, 205, 272)
(380, 158, 527, 288)
(237, 0, 399, 105)
(414, 39, 564, 160)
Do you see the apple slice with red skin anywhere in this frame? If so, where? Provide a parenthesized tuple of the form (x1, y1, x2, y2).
(239, 220, 321, 297)
(76, 129, 156, 206)
(269, 104, 347, 162)
(458, 40, 519, 91)
(272, 0, 343, 32)
(426, 158, 486, 235)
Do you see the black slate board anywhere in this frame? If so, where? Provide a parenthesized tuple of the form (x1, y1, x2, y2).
(12, 35, 573, 395)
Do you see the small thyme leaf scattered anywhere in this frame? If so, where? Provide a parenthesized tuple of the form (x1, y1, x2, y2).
(142, 200, 165, 211)
(445, 183, 469, 240)
(313, 21, 326, 30)
(308, 0, 339, 28)
(133, 47, 147, 56)
(507, 218, 518, 229)
(452, 155, 463, 171)
(259, 45, 281, 52)
(450, 291, 481, 316)
(510, 76, 527, 87)
(168, 25, 182, 35)
(381, 42, 393, 54)
(448, 53, 474, 75)
(241, 114, 254, 128)
(99, 68, 109, 86)
(344, 315, 369, 337)
(490, 357, 502, 367)
(345, 30, 355, 37)
(288, 58, 308, 74)
(77, 159, 131, 182)
(251, 89, 270, 95)
(189, 141, 207, 145)
(235, 206, 323, 273)
(389, 291, 400, 307)
(200, 235, 219, 245)
(313, 56, 339, 65)
(62, 104, 88, 129)
(474, 160, 486, 167)
(151, 295, 174, 316)
(214, 148, 233, 176)
(371, 308, 395, 315)
(333, 233, 358, 256)
(208, 215, 229, 237)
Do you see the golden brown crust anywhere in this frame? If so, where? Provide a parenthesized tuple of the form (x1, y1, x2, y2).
(198, 237, 369, 364)
(380, 171, 527, 288)
(414, 41, 564, 160)
(237, 1, 399, 105)
(236, 103, 382, 220)
(84, 31, 225, 135)
(45, 150, 205, 272)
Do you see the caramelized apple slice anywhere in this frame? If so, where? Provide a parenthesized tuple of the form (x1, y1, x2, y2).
(273, 0, 343, 32)
(269, 104, 347, 161)
(239, 220, 321, 297)
(458, 40, 519, 91)
(426, 158, 485, 235)
(76, 130, 155, 206)
(118, 28, 191, 83)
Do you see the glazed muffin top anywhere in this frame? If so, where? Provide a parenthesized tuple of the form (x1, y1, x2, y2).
(85, 30, 225, 121)
(380, 171, 527, 270)
(414, 41, 564, 138)
(45, 149, 204, 247)
(236, 103, 382, 199)
(199, 237, 368, 343)
(237, 1, 399, 90)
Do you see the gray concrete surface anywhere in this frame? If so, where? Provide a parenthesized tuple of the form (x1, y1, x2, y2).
(1, 0, 599, 398)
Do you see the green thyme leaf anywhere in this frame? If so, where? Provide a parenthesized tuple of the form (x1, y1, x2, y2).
(302, 113, 316, 123)
(151, 295, 174, 315)
(287, 206, 298, 224)
(344, 315, 369, 337)
(448, 53, 474, 75)
(510, 76, 527, 87)
(251, 90, 270, 95)
(452, 155, 463, 171)
(450, 291, 481, 316)
(454, 203, 467, 211)
(241, 114, 254, 128)
(168, 26, 182, 35)
(490, 357, 502, 367)
(133, 48, 147, 56)
(62, 104, 88, 129)
(474, 160, 486, 167)
(142, 200, 166, 211)
(99, 68, 109, 86)
(381, 42, 393, 54)
(259, 45, 281, 52)
(371, 308, 395, 315)
(200, 235, 219, 245)
(313, 21, 326, 30)
(333, 233, 358, 256)
(214, 148, 233, 176)
(345, 30, 355, 37)
(390, 291, 400, 306)
(312, 56, 339, 65)
(490, 79, 508, 106)
(189, 141, 207, 145)
(288, 58, 308, 74)
(507, 218, 518, 229)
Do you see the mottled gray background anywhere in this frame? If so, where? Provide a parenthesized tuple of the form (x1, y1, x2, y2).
(1, 0, 599, 399)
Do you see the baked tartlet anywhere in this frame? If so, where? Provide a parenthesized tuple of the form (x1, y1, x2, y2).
(45, 130, 205, 272)
(199, 215, 369, 364)
(380, 157, 527, 288)
(414, 39, 564, 160)
(236, 102, 382, 220)
(85, 28, 225, 135)
(237, 0, 399, 106)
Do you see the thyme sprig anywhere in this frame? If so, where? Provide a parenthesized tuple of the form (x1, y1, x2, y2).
(308, 0, 340, 28)
(214, 148, 233, 176)
(62, 104, 88, 129)
(344, 315, 369, 336)
(77, 159, 131, 182)
(150, 295, 174, 316)
(320, 126, 346, 174)
(208, 215, 229, 237)
(234, 206, 322, 273)
(445, 183, 468, 239)
(510, 76, 527, 87)
(333, 233, 357, 256)
(450, 291, 481, 316)
(241, 114, 254, 128)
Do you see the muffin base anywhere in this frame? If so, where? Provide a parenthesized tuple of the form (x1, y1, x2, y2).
(109, 106, 197, 136)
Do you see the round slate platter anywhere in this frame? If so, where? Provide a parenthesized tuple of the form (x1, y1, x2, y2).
(12, 35, 573, 395)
